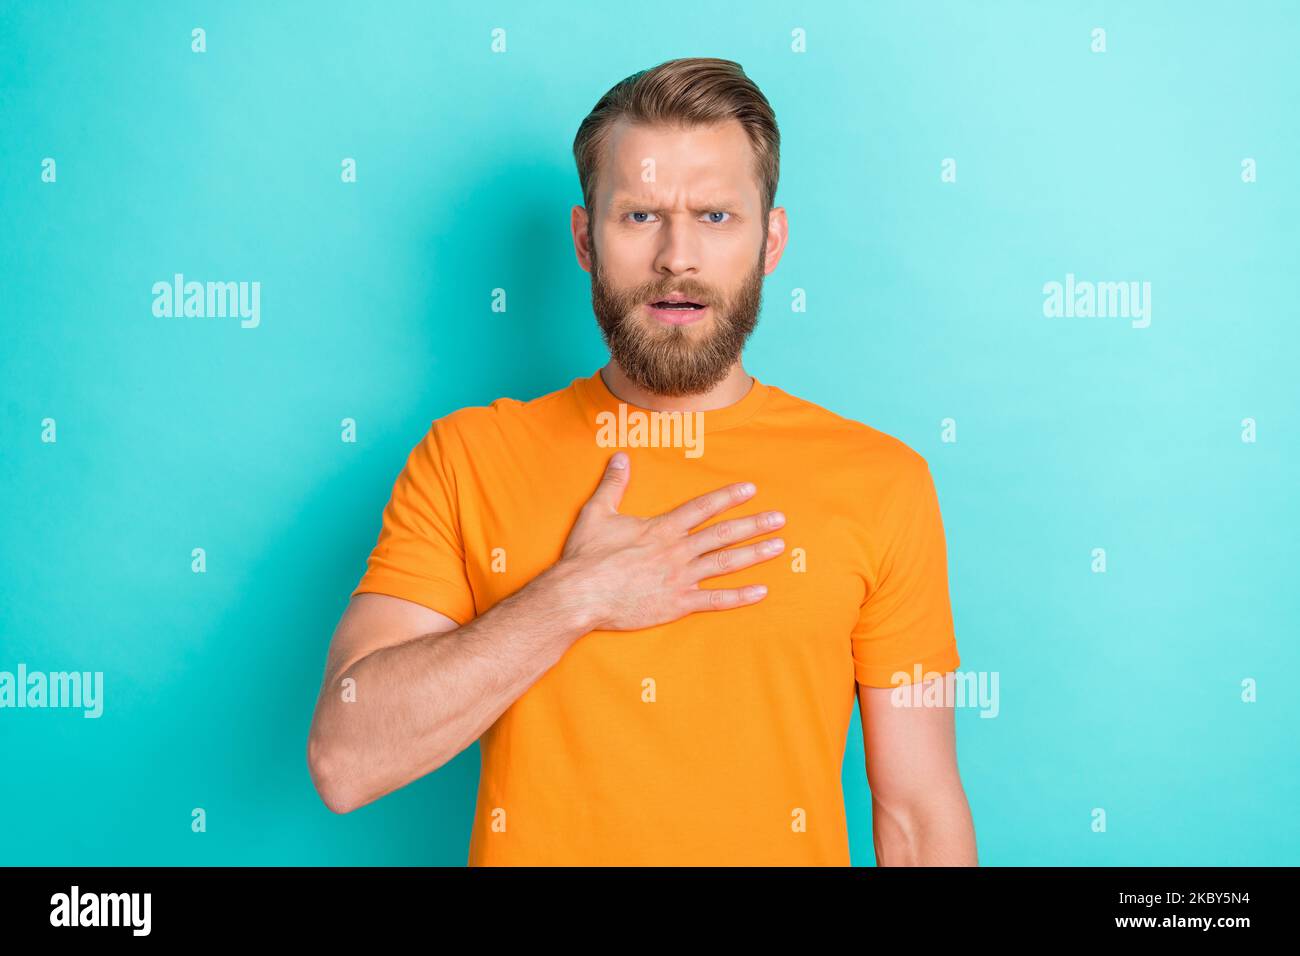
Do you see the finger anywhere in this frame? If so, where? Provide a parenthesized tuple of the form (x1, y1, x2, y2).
(681, 583, 769, 613)
(586, 451, 631, 513)
(656, 480, 756, 534)
(686, 510, 785, 556)
(687, 537, 785, 580)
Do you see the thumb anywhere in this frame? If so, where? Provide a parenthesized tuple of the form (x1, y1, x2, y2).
(588, 451, 631, 512)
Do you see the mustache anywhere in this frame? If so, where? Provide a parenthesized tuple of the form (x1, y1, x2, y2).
(637, 289, 712, 305)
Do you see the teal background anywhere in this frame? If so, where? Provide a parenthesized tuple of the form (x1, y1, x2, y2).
(2, 0, 1297, 865)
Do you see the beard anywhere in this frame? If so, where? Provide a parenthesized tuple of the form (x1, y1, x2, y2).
(589, 236, 765, 396)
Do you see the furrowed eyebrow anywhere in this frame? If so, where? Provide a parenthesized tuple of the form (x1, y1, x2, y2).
(609, 198, 741, 214)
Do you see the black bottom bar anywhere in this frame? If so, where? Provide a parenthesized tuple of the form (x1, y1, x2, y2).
(1, 866, 1291, 940)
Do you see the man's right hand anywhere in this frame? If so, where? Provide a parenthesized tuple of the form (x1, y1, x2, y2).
(554, 451, 787, 632)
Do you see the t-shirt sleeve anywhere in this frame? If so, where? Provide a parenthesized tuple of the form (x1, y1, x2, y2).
(351, 418, 477, 626)
(850, 457, 961, 687)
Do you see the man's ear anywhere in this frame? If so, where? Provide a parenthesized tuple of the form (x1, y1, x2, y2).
(763, 205, 789, 276)
(571, 204, 593, 273)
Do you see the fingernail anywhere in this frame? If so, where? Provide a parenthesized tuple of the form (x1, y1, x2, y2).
(740, 482, 756, 495)
(749, 585, 768, 597)
(610, 452, 627, 469)
(762, 538, 784, 553)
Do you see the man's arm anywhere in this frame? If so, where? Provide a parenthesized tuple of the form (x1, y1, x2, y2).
(306, 567, 594, 815)
(307, 452, 787, 815)
(858, 678, 978, 865)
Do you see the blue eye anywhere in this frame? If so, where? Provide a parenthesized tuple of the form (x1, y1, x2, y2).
(625, 211, 730, 224)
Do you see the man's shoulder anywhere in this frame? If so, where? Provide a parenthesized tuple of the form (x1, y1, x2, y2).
(425, 376, 582, 445)
(763, 381, 931, 476)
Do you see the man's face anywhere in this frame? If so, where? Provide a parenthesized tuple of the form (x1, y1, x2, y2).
(582, 119, 772, 396)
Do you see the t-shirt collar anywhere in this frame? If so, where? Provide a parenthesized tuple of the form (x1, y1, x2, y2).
(575, 366, 771, 433)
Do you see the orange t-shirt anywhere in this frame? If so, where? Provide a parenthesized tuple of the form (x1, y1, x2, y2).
(353, 369, 961, 865)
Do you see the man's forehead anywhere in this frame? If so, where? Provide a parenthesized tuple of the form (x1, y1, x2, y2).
(598, 119, 757, 208)
(603, 118, 747, 167)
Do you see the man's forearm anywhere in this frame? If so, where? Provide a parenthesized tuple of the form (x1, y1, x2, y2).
(310, 562, 596, 814)
(872, 791, 979, 866)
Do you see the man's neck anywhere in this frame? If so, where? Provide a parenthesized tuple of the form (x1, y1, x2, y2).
(598, 361, 754, 413)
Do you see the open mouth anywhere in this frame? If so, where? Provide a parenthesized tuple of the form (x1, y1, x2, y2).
(647, 300, 707, 312)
